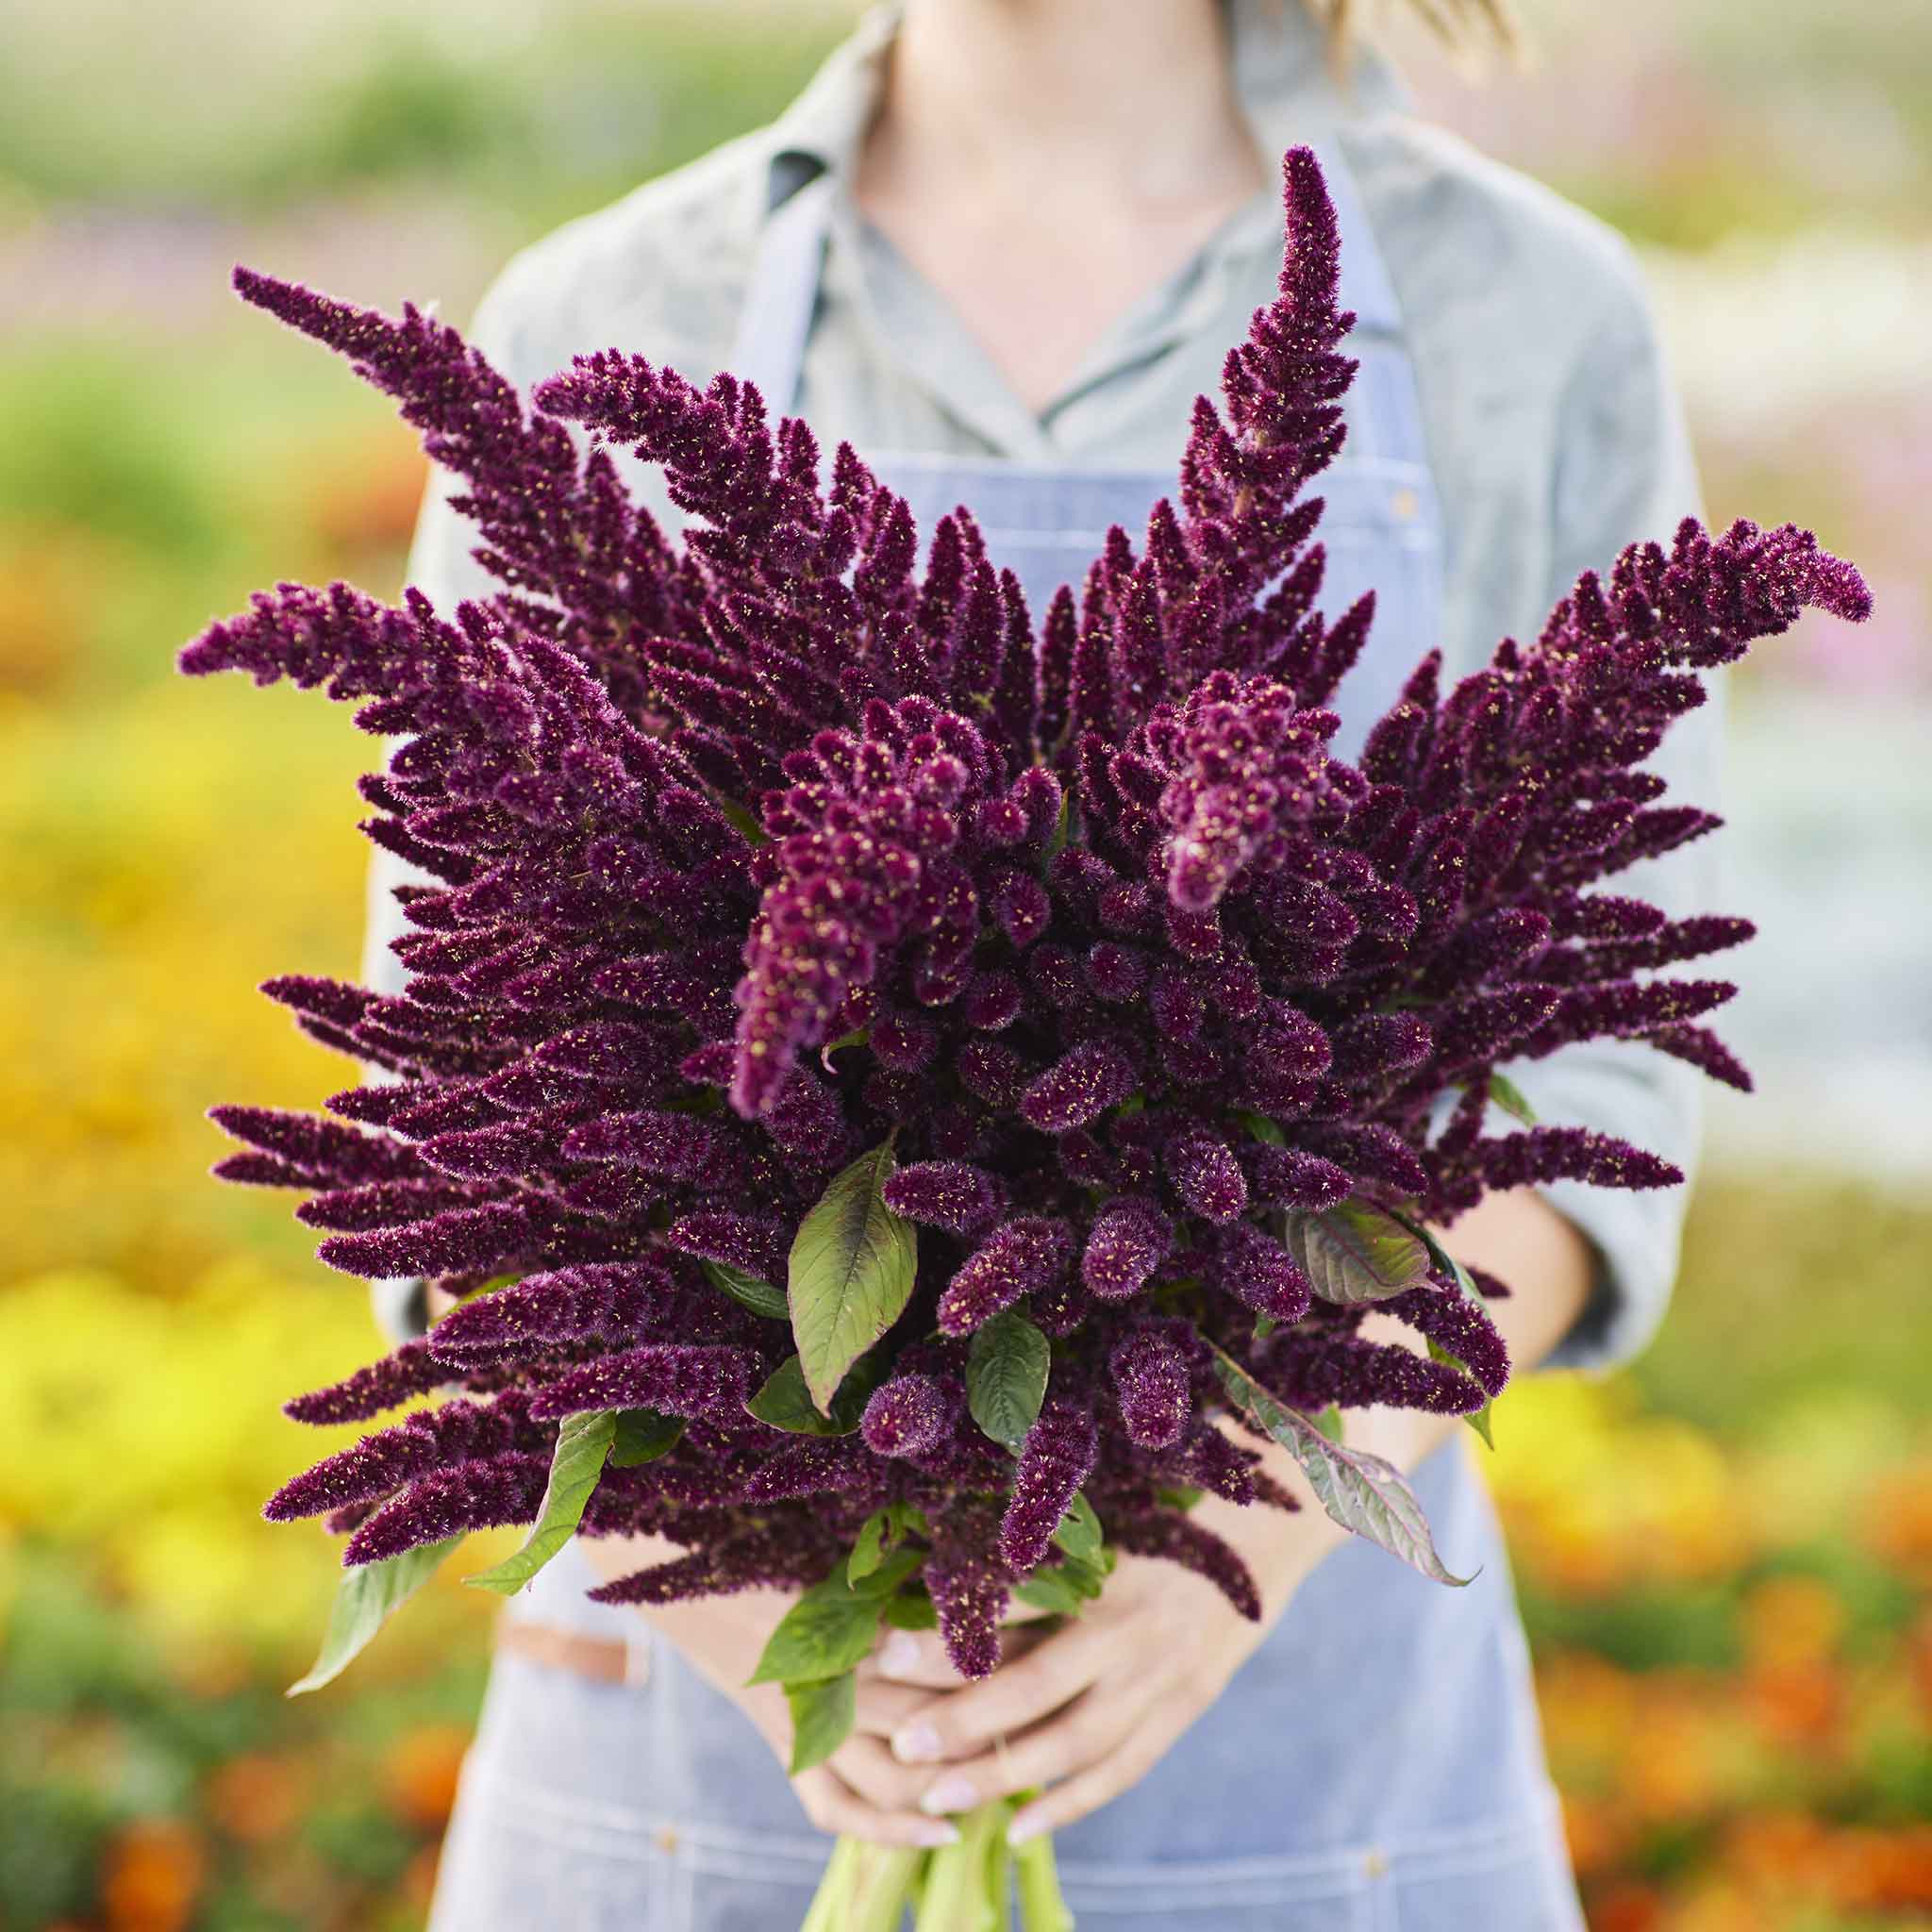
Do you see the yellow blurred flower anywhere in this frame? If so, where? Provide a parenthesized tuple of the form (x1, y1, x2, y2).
(1485, 1377, 1749, 1591)
(0, 1262, 497, 1653)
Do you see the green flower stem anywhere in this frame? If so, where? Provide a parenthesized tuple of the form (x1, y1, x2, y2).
(853, 1841, 931, 1931)
(1013, 1828, 1074, 1932)
(914, 1797, 1018, 1931)
(797, 1836, 853, 1932)
(796, 1807, 1071, 1931)
(800, 1836, 925, 1932)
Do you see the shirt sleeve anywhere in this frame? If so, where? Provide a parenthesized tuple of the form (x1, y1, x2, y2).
(361, 266, 541, 1344)
(1521, 260, 1724, 1374)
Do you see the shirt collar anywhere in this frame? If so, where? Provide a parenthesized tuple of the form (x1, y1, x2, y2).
(760, 4, 896, 208)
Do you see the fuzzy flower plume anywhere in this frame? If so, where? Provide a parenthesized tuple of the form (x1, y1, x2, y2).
(193, 147, 1867, 1676)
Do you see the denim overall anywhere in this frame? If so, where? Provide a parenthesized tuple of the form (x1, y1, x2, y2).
(428, 146, 1585, 1932)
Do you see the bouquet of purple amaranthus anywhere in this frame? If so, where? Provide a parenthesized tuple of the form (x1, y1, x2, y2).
(188, 148, 1867, 1930)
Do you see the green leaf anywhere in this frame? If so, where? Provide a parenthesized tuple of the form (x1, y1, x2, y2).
(1045, 786, 1073, 858)
(848, 1509, 891, 1584)
(1383, 1208, 1478, 1301)
(1052, 1491, 1103, 1565)
(1383, 1208, 1498, 1450)
(1014, 1544, 1110, 1617)
(1487, 1072, 1539, 1127)
(714, 792, 770, 846)
(1254, 1313, 1278, 1342)
(745, 1352, 884, 1436)
(702, 1257, 790, 1323)
(749, 1562, 887, 1686)
(847, 1547, 924, 1602)
(786, 1671, 858, 1774)
(1054, 1539, 1113, 1597)
(609, 1407, 685, 1468)
(1211, 1350, 1473, 1587)
(848, 1503, 925, 1584)
(882, 1588, 939, 1631)
(1035, 1542, 1115, 1619)
(465, 1409, 617, 1594)
(965, 1309, 1050, 1453)
(1283, 1198, 1433, 1306)
(1235, 1110, 1286, 1148)
(789, 1142, 918, 1414)
(1313, 1403, 1344, 1443)
(288, 1536, 460, 1696)
(1013, 1568, 1087, 1616)
(1155, 1485, 1204, 1512)
(745, 1356, 834, 1433)
(1426, 1339, 1496, 1448)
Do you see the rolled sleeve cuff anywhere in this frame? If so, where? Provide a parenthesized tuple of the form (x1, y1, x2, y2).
(1538, 1170, 1683, 1374)
(372, 1274, 431, 1345)
(1511, 1045, 1705, 1376)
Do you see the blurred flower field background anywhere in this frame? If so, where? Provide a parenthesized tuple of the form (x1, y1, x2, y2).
(1, 2, 1925, 1927)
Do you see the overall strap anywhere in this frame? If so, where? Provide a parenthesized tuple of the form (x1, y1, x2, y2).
(1307, 138, 1433, 478)
(726, 170, 837, 413)
(1310, 137, 1403, 337)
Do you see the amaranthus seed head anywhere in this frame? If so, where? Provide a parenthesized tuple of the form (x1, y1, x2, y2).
(192, 148, 1867, 1675)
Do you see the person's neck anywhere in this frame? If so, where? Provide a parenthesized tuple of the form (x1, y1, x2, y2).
(866, 0, 1263, 212)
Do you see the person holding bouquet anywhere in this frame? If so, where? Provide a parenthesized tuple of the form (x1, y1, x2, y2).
(348, 0, 1720, 1924)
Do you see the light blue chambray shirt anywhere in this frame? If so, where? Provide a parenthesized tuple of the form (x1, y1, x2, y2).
(370, 0, 1719, 1373)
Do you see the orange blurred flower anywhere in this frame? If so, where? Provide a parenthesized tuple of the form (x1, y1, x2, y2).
(1666, 1877, 1759, 1932)
(1560, 1792, 1629, 1878)
(1719, 1808, 1827, 1886)
(1587, 1877, 1666, 1932)
(1739, 1573, 1844, 1672)
(206, 1751, 307, 1845)
(0, 529, 92, 699)
(1909, 1605, 1932, 1725)
(1821, 1824, 1932, 1910)
(1744, 1660, 1842, 1751)
(1537, 1649, 1639, 1766)
(1624, 1709, 1725, 1822)
(1864, 1459, 1932, 1578)
(100, 1819, 206, 1932)
(306, 437, 430, 559)
(383, 1723, 472, 1830)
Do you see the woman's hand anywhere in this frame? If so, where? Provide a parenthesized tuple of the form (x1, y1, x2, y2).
(639, 1582, 965, 1849)
(865, 1457, 1346, 1845)
(575, 1532, 1046, 1848)
(862, 1549, 1268, 1843)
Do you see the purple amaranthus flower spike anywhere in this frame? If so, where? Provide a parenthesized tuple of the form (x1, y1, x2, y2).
(188, 144, 1867, 1754)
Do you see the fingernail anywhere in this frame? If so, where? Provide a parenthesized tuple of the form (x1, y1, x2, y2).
(1007, 1808, 1045, 1846)
(891, 1720, 944, 1764)
(878, 1631, 924, 1679)
(915, 1820, 961, 1847)
(920, 1774, 980, 1816)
